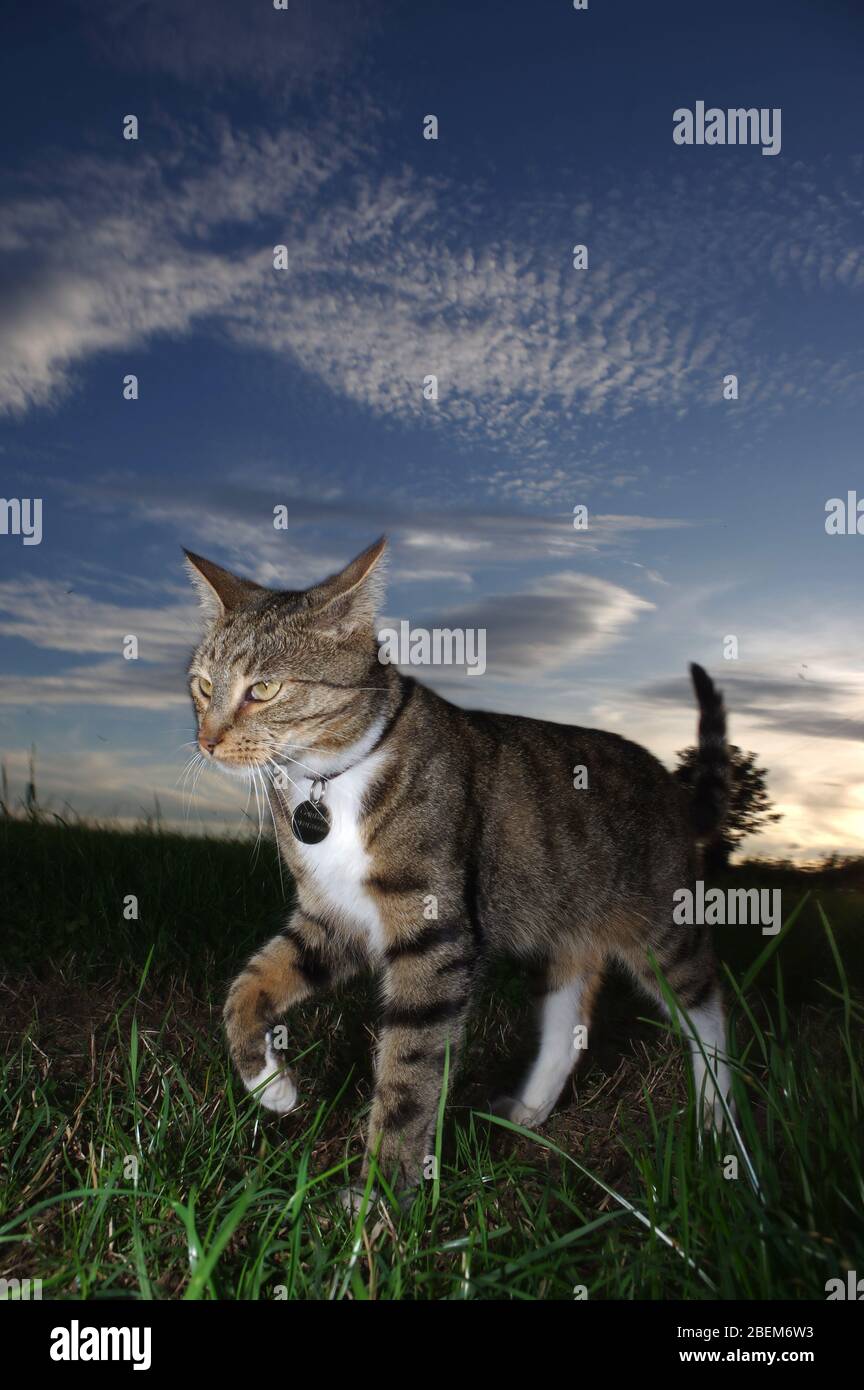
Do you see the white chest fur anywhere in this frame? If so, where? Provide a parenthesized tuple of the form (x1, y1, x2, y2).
(279, 749, 389, 955)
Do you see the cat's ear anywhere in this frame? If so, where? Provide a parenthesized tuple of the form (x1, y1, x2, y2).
(182, 549, 264, 617)
(305, 535, 387, 637)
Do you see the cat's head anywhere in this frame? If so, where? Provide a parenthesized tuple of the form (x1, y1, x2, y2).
(183, 537, 389, 777)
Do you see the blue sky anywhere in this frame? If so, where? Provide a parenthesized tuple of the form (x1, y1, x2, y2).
(0, 0, 862, 858)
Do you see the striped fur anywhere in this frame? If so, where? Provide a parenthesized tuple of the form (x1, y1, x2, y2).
(186, 539, 733, 1191)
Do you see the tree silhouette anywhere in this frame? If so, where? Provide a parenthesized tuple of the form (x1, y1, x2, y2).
(674, 743, 782, 873)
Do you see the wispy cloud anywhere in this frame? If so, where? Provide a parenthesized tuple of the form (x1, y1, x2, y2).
(0, 576, 195, 709)
(0, 555, 656, 705)
(643, 670, 864, 744)
(81, 0, 376, 92)
(58, 472, 699, 577)
(0, 576, 193, 660)
(2, 111, 861, 449)
(418, 572, 654, 678)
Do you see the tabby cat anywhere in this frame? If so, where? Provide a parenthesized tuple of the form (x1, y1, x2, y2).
(184, 537, 732, 1193)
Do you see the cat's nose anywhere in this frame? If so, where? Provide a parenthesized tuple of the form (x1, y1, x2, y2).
(199, 731, 223, 755)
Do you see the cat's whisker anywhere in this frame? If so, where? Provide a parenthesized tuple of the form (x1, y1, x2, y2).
(178, 754, 202, 799)
(241, 766, 254, 819)
(273, 750, 326, 779)
(265, 757, 329, 828)
(178, 756, 199, 823)
(267, 758, 303, 798)
(255, 765, 275, 862)
(272, 738, 372, 783)
(181, 752, 209, 822)
(247, 761, 261, 860)
(257, 768, 287, 900)
(264, 754, 298, 788)
(176, 755, 197, 786)
(191, 755, 208, 796)
(265, 756, 320, 814)
(247, 761, 267, 865)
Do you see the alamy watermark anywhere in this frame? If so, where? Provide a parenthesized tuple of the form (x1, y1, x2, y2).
(673, 882, 781, 936)
(825, 1270, 863, 1300)
(0, 497, 42, 545)
(825, 491, 864, 535)
(0, 1276, 42, 1300)
(378, 621, 486, 676)
(49, 1321, 151, 1370)
(673, 102, 781, 157)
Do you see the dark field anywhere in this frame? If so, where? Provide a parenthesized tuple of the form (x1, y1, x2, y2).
(2, 817, 862, 1299)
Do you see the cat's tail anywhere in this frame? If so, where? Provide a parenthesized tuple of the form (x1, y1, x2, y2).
(688, 663, 729, 840)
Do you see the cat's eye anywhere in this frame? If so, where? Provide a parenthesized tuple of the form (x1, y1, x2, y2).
(249, 680, 282, 702)
(197, 676, 212, 698)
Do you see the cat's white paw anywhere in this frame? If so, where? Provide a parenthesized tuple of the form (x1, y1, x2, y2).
(245, 1037, 298, 1115)
(490, 1094, 552, 1129)
(339, 1184, 378, 1217)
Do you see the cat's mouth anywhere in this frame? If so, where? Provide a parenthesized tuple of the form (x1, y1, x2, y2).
(198, 742, 281, 776)
(201, 741, 321, 783)
(195, 729, 340, 792)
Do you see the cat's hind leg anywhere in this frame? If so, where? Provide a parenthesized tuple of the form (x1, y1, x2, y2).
(682, 988, 731, 1129)
(618, 924, 732, 1128)
(495, 954, 604, 1129)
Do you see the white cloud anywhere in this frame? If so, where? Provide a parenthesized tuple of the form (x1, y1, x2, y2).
(0, 577, 193, 657)
(412, 572, 655, 678)
(0, 740, 245, 830)
(1, 121, 861, 450)
(82, 0, 373, 92)
(58, 472, 701, 580)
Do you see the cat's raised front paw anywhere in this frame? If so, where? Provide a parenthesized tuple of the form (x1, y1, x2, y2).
(245, 1035, 298, 1114)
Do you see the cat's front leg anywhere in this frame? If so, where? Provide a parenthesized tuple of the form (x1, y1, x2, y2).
(365, 928, 476, 1192)
(223, 909, 354, 1113)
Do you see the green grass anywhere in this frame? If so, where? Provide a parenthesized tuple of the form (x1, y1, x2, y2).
(1, 817, 863, 1299)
